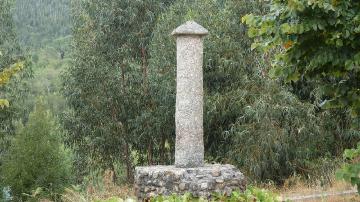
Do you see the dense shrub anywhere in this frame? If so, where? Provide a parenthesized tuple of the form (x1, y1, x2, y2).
(337, 143, 360, 193)
(242, 0, 360, 185)
(0, 0, 31, 156)
(0, 101, 73, 200)
(63, 0, 174, 181)
(0, 1, 34, 200)
(242, 0, 360, 116)
(151, 188, 280, 202)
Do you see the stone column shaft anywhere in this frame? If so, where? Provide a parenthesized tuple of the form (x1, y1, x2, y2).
(172, 21, 208, 168)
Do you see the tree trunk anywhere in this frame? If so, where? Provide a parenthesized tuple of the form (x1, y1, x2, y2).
(141, 47, 148, 94)
(124, 141, 133, 183)
(147, 139, 153, 165)
(160, 134, 165, 164)
(119, 63, 133, 182)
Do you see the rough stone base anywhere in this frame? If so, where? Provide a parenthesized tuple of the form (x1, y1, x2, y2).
(134, 164, 246, 200)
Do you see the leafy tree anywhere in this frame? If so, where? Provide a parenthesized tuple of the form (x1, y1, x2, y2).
(243, 0, 360, 186)
(0, 0, 28, 124)
(0, 0, 32, 167)
(0, 58, 24, 108)
(0, 0, 22, 67)
(63, 0, 173, 182)
(0, 101, 73, 201)
(242, 0, 360, 116)
(0, 5, 35, 195)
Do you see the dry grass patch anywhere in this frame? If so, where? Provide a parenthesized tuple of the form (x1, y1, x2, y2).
(276, 175, 358, 201)
(61, 170, 134, 202)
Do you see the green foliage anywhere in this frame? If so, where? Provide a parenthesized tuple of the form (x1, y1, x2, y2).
(0, 4, 70, 200)
(26, 45, 70, 121)
(151, 188, 280, 202)
(63, 0, 173, 181)
(213, 187, 280, 202)
(11, 0, 71, 117)
(0, 60, 24, 87)
(12, 0, 72, 117)
(0, 0, 27, 102)
(13, 0, 71, 49)
(0, 0, 28, 110)
(94, 197, 134, 202)
(336, 143, 360, 193)
(225, 86, 329, 183)
(242, 0, 360, 187)
(242, 0, 360, 116)
(0, 101, 73, 201)
(0, 60, 24, 108)
(0, 0, 23, 68)
(0, 0, 33, 182)
(91, 188, 280, 202)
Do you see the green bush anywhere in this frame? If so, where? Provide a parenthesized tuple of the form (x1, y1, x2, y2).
(242, 0, 360, 187)
(242, 0, 360, 116)
(0, 101, 73, 200)
(151, 188, 280, 202)
(336, 143, 360, 193)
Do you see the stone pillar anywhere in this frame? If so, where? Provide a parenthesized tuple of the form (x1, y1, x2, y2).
(171, 21, 208, 168)
(134, 22, 246, 199)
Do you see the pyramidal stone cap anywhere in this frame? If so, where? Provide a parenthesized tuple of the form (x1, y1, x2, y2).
(171, 21, 209, 36)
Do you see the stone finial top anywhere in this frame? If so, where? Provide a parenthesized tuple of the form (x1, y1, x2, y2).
(171, 21, 209, 36)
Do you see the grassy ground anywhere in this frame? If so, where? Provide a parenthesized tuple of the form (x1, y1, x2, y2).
(36, 169, 359, 201)
(57, 178, 358, 202)
(277, 178, 358, 201)
(304, 195, 359, 202)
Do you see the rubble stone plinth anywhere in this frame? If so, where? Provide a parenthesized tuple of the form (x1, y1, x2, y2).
(134, 21, 247, 200)
(135, 164, 246, 199)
